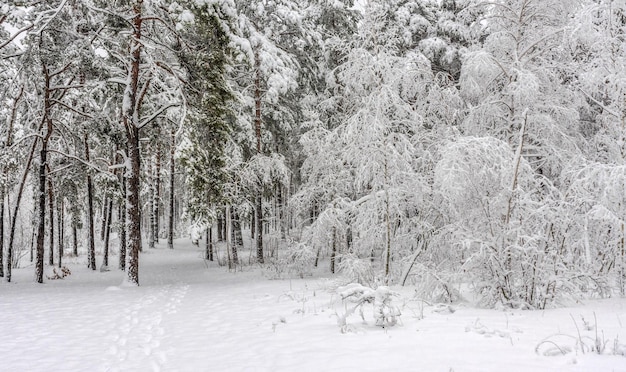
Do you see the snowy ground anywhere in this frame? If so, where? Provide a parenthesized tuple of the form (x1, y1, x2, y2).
(2, 239, 626, 372)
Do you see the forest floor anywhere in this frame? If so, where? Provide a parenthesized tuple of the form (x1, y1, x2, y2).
(1, 238, 626, 371)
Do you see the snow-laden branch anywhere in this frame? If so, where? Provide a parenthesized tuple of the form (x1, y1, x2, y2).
(137, 103, 181, 129)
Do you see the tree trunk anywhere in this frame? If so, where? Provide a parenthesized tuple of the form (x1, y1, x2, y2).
(126, 125, 141, 283)
(58, 198, 64, 268)
(102, 198, 113, 268)
(35, 148, 47, 284)
(48, 177, 54, 266)
(1, 86, 22, 278)
(123, 0, 144, 285)
(256, 196, 263, 263)
(254, 49, 264, 263)
(229, 207, 239, 265)
(85, 134, 96, 271)
(217, 214, 224, 242)
(100, 199, 107, 242)
(35, 64, 55, 284)
(148, 153, 155, 249)
(205, 225, 213, 261)
(155, 143, 161, 243)
(72, 216, 78, 256)
(330, 226, 337, 274)
(6, 127, 39, 282)
(118, 154, 127, 271)
(168, 129, 175, 250)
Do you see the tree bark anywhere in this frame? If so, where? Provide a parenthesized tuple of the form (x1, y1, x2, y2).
(118, 152, 127, 271)
(168, 129, 175, 250)
(35, 64, 55, 284)
(58, 198, 64, 268)
(217, 214, 224, 242)
(124, 0, 144, 285)
(72, 214, 78, 256)
(230, 207, 239, 265)
(148, 153, 155, 249)
(1, 86, 22, 278)
(155, 143, 161, 243)
(35, 148, 47, 283)
(48, 177, 54, 266)
(254, 49, 264, 264)
(85, 134, 96, 271)
(102, 198, 113, 268)
(205, 225, 213, 261)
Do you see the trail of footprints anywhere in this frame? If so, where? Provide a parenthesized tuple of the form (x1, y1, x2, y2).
(104, 283, 189, 372)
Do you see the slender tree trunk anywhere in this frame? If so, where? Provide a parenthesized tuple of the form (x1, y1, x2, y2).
(1, 86, 23, 278)
(278, 185, 285, 240)
(230, 207, 239, 265)
(36, 148, 47, 283)
(205, 225, 214, 261)
(330, 226, 337, 274)
(217, 214, 224, 242)
(118, 152, 127, 271)
(85, 134, 96, 271)
(48, 177, 54, 266)
(36, 64, 55, 284)
(254, 49, 264, 264)
(58, 198, 64, 268)
(155, 143, 160, 243)
(7, 129, 38, 282)
(102, 198, 113, 268)
(168, 129, 175, 250)
(100, 199, 107, 242)
(148, 153, 155, 249)
(72, 217, 78, 256)
(384, 151, 391, 283)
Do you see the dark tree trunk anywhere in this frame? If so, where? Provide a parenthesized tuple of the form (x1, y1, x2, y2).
(155, 143, 161, 243)
(256, 196, 263, 263)
(58, 198, 64, 268)
(48, 177, 54, 266)
(126, 125, 141, 283)
(254, 49, 264, 264)
(72, 217, 78, 256)
(230, 208, 240, 265)
(35, 149, 47, 283)
(103, 198, 113, 267)
(85, 134, 96, 271)
(7, 124, 38, 282)
(118, 152, 127, 271)
(205, 226, 213, 261)
(123, 1, 144, 286)
(168, 129, 175, 250)
(100, 199, 107, 242)
(330, 226, 337, 274)
(36, 64, 55, 284)
(217, 214, 224, 242)
(148, 154, 155, 249)
(1, 86, 22, 278)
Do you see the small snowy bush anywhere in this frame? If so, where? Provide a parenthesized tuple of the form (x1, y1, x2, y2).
(336, 283, 401, 332)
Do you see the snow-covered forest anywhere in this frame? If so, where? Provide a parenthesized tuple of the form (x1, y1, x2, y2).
(2, 0, 626, 369)
(3, 0, 626, 305)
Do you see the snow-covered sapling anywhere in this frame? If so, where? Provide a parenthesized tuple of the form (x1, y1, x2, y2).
(336, 283, 401, 332)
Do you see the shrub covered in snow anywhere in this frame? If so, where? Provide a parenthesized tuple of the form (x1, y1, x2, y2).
(336, 283, 401, 332)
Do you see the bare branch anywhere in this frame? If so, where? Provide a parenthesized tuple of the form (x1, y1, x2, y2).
(138, 103, 180, 129)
